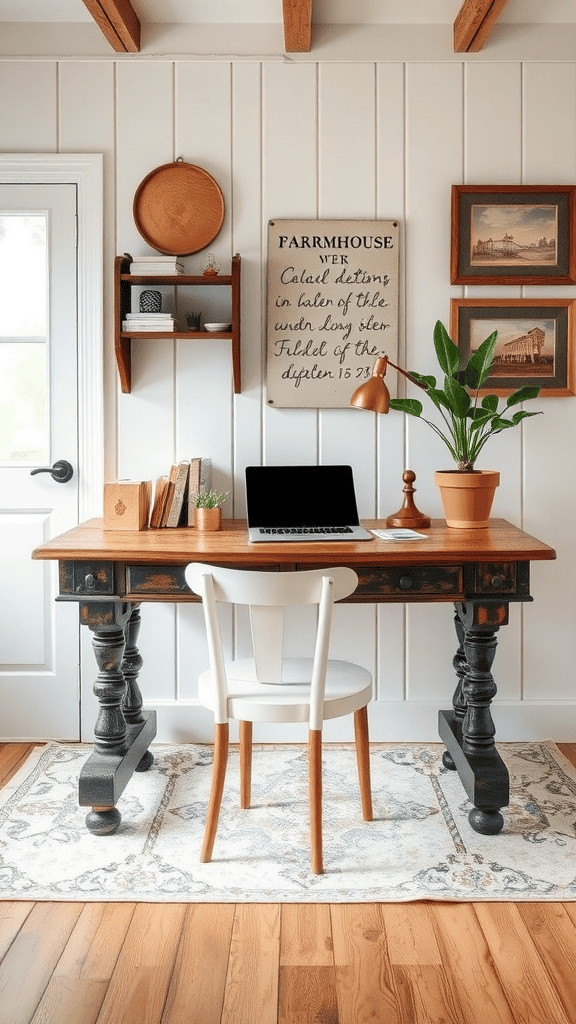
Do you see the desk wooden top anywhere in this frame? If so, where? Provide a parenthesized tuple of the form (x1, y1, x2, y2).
(32, 518, 556, 566)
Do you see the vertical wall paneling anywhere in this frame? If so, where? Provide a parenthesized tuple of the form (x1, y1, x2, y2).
(405, 62, 465, 705)
(463, 61, 524, 700)
(229, 64, 265, 694)
(231, 63, 264, 517)
(59, 60, 120, 740)
(317, 63, 378, 516)
(116, 62, 178, 704)
(262, 61, 319, 464)
(261, 62, 321, 674)
(316, 63, 379, 692)
(174, 63, 233, 705)
(175, 62, 234, 506)
(465, 62, 522, 185)
(58, 61, 117, 485)
(174, 62, 235, 705)
(0, 62, 57, 151)
(374, 63, 409, 704)
(522, 63, 576, 704)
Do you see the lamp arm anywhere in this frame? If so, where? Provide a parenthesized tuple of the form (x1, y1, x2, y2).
(385, 357, 428, 391)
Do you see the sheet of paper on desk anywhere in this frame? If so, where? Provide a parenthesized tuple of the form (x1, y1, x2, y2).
(371, 529, 428, 540)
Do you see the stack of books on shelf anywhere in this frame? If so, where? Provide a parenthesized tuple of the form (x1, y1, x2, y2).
(121, 312, 180, 332)
(130, 255, 185, 275)
(150, 457, 212, 528)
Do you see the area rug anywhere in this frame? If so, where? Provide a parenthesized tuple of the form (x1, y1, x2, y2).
(1, 741, 576, 902)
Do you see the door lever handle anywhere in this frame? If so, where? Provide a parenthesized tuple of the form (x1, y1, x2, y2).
(30, 459, 74, 483)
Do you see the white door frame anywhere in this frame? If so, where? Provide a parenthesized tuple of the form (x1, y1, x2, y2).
(0, 153, 104, 519)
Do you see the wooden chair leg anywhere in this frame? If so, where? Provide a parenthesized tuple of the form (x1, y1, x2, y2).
(239, 720, 252, 808)
(201, 722, 229, 863)
(354, 705, 373, 821)
(308, 729, 323, 874)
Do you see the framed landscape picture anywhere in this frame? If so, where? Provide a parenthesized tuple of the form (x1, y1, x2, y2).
(450, 298, 576, 397)
(451, 185, 576, 285)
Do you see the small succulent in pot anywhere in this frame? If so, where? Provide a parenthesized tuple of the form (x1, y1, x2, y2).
(388, 321, 542, 472)
(189, 489, 228, 509)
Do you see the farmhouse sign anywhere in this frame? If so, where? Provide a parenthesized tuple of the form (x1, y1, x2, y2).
(266, 219, 399, 408)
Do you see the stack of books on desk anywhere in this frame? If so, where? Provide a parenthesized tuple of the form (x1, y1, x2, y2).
(130, 255, 185, 275)
(121, 312, 180, 332)
(150, 457, 212, 528)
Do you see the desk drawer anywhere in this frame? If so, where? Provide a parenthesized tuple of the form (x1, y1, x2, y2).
(301, 564, 463, 601)
(474, 561, 516, 594)
(125, 562, 282, 600)
(60, 561, 116, 596)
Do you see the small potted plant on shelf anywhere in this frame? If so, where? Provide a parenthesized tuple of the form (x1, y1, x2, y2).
(190, 489, 228, 531)
(389, 321, 542, 528)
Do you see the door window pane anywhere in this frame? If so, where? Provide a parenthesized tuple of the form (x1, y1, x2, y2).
(0, 343, 48, 462)
(0, 215, 47, 337)
(0, 214, 48, 463)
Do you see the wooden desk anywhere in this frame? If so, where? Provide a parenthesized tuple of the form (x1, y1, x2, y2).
(33, 517, 556, 837)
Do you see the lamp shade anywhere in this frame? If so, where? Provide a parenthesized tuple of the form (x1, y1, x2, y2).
(349, 356, 390, 413)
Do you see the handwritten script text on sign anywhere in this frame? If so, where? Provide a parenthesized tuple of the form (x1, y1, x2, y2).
(266, 220, 399, 408)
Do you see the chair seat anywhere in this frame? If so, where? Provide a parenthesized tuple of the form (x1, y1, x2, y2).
(198, 657, 373, 724)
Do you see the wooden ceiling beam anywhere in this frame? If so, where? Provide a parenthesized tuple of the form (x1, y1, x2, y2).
(282, 0, 312, 52)
(81, 0, 141, 53)
(453, 0, 509, 52)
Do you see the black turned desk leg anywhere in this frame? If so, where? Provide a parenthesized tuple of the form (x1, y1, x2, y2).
(442, 610, 467, 771)
(121, 605, 154, 772)
(438, 600, 510, 837)
(78, 600, 157, 835)
(91, 622, 130, 759)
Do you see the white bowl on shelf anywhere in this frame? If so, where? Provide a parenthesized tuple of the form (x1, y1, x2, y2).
(204, 322, 232, 332)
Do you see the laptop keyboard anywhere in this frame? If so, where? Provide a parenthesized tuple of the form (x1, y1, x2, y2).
(258, 526, 354, 536)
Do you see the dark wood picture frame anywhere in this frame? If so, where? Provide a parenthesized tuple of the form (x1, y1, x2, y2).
(450, 298, 576, 397)
(451, 185, 576, 285)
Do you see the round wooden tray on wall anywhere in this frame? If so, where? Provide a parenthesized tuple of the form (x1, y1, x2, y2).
(133, 160, 225, 256)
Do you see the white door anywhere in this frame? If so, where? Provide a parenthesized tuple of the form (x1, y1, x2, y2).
(0, 184, 80, 740)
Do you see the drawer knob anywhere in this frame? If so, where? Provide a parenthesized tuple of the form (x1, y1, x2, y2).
(399, 575, 413, 590)
(85, 573, 96, 590)
(491, 575, 504, 589)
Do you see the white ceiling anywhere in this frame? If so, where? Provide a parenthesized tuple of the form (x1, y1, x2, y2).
(0, 0, 575, 24)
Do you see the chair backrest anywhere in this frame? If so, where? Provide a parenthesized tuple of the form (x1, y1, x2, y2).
(185, 564, 358, 726)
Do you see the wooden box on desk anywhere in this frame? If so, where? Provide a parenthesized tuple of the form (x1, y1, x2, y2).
(104, 480, 151, 530)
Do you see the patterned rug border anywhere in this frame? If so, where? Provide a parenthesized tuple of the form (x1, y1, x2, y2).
(1, 740, 576, 903)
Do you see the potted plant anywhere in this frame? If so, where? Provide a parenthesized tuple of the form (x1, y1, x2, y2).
(388, 321, 542, 528)
(190, 489, 228, 531)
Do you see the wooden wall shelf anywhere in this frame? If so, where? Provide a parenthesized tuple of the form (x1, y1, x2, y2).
(114, 253, 241, 394)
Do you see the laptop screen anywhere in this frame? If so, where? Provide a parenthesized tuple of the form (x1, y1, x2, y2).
(245, 465, 361, 528)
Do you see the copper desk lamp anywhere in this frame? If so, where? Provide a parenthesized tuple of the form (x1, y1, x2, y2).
(350, 355, 431, 530)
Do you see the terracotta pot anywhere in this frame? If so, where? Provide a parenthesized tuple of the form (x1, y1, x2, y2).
(194, 507, 222, 531)
(435, 470, 500, 529)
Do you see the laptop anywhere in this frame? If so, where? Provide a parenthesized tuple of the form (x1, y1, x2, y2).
(245, 465, 374, 543)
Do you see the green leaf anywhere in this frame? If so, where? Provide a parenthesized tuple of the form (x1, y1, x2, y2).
(433, 321, 460, 377)
(426, 387, 452, 412)
(388, 398, 423, 417)
(506, 385, 541, 407)
(468, 409, 496, 431)
(481, 394, 499, 412)
(466, 331, 498, 390)
(443, 375, 471, 418)
(491, 416, 515, 430)
(511, 409, 543, 425)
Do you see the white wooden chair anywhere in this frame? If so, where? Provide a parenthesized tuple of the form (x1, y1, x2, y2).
(184, 563, 374, 874)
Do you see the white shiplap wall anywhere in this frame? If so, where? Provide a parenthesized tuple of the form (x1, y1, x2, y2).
(1, 50, 574, 743)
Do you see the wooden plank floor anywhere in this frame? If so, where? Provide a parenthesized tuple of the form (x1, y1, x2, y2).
(1, 742, 576, 1024)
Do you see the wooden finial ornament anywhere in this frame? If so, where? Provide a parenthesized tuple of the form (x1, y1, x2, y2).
(386, 470, 431, 529)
